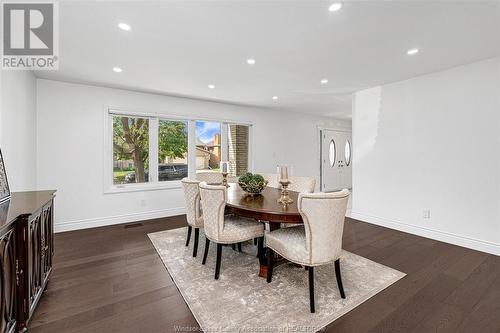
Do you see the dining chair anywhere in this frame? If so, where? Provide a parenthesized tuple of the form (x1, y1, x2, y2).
(283, 176, 316, 228)
(199, 182, 265, 280)
(265, 189, 350, 313)
(196, 171, 223, 184)
(260, 174, 315, 193)
(181, 178, 204, 257)
(261, 173, 280, 188)
(288, 176, 316, 193)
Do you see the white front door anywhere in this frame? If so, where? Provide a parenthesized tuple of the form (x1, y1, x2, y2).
(321, 129, 352, 192)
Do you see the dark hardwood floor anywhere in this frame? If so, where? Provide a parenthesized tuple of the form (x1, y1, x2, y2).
(28, 216, 500, 333)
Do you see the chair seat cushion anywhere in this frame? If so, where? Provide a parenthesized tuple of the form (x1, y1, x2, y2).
(280, 223, 302, 228)
(217, 216, 264, 244)
(266, 226, 309, 265)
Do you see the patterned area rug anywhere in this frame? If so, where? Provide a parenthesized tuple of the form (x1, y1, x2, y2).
(148, 228, 405, 333)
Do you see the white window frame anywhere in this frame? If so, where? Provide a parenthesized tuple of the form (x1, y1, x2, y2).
(103, 107, 253, 194)
(104, 109, 190, 194)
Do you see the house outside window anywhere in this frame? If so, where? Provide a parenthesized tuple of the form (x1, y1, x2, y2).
(195, 121, 221, 172)
(227, 124, 249, 177)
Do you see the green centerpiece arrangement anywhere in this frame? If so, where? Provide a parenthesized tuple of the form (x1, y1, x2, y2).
(238, 172, 267, 195)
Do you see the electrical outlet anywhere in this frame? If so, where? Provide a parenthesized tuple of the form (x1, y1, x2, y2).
(422, 209, 431, 219)
(141, 199, 147, 207)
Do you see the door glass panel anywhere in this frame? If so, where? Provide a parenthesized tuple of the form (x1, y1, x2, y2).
(345, 140, 351, 166)
(328, 139, 336, 167)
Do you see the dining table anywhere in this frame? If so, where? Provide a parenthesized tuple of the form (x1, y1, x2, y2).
(224, 183, 303, 278)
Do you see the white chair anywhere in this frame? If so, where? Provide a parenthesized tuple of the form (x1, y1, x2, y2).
(196, 171, 223, 184)
(199, 182, 265, 279)
(260, 173, 315, 193)
(181, 178, 204, 257)
(284, 176, 316, 228)
(265, 189, 350, 313)
(261, 173, 280, 189)
(288, 176, 316, 193)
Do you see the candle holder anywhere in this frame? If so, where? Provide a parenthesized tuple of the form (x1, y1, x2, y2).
(221, 161, 230, 187)
(277, 180, 293, 205)
(222, 172, 229, 187)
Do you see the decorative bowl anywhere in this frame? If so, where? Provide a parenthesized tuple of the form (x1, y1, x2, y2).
(238, 172, 267, 195)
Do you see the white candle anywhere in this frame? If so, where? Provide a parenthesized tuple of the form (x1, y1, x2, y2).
(222, 162, 228, 173)
(279, 165, 288, 182)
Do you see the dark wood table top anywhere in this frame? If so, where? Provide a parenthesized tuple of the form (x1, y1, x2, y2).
(0, 190, 56, 231)
(225, 183, 303, 224)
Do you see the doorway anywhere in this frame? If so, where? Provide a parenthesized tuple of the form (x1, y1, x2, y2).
(320, 129, 352, 192)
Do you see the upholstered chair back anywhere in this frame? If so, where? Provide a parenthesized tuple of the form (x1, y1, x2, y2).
(289, 176, 316, 193)
(199, 182, 227, 242)
(260, 173, 280, 189)
(260, 174, 315, 193)
(196, 172, 223, 185)
(181, 178, 203, 228)
(298, 189, 350, 265)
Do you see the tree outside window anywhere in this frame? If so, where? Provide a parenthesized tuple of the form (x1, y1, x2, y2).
(113, 116, 149, 184)
(158, 120, 188, 182)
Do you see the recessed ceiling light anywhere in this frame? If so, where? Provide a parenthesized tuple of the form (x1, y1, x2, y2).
(246, 58, 256, 65)
(272, 96, 279, 100)
(118, 23, 131, 31)
(407, 48, 419, 55)
(328, 3, 342, 12)
(113, 67, 122, 73)
(208, 84, 215, 89)
(320, 79, 329, 84)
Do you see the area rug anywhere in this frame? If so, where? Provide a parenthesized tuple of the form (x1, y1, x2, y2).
(148, 228, 405, 332)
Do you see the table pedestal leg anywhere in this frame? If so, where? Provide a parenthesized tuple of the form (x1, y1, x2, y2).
(258, 222, 282, 278)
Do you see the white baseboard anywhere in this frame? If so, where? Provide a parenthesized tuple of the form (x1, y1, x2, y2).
(55, 207, 186, 233)
(350, 211, 500, 256)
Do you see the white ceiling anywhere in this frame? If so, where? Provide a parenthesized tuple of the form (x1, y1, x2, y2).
(36, 1, 500, 119)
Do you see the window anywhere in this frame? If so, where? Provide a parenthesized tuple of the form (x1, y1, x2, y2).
(345, 140, 351, 166)
(329, 139, 336, 167)
(227, 124, 249, 177)
(158, 120, 188, 181)
(113, 115, 150, 184)
(110, 113, 190, 189)
(195, 121, 221, 172)
(107, 110, 252, 192)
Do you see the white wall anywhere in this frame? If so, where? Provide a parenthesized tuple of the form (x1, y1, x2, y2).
(352, 57, 500, 255)
(0, 70, 37, 191)
(36, 79, 350, 232)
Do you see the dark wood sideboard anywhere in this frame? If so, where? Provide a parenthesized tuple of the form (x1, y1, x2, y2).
(0, 191, 55, 332)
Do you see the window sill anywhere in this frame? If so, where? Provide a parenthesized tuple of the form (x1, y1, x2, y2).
(104, 181, 182, 194)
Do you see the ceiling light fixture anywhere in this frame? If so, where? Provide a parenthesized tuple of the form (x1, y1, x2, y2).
(320, 79, 329, 84)
(407, 48, 419, 55)
(118, 23, 131, 31)
(113, 67, 122, 73)
(272, 96, 278, 100)
(208, 84, 215, 89)
(246, 58, 256, 65)
(328, 3, 342, 12)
